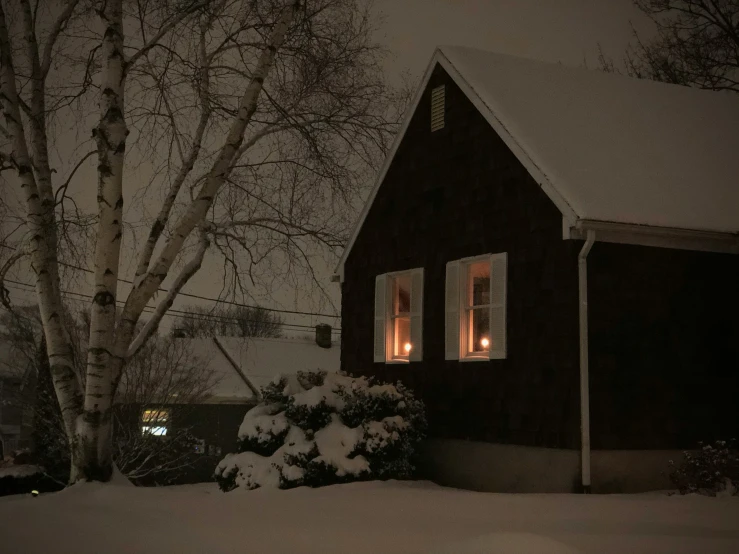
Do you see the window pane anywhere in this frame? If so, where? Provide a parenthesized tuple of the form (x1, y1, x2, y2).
(468, 261, 490, 307)
(393, 274, 411, 315)
(142, 409, 169, 423)
(469, 308, 490, 353)
(393, 316, 411, 358)
(142, 426, 168, 436)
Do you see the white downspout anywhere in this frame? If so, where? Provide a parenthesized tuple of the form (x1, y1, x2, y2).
(578, 229, 595, 493)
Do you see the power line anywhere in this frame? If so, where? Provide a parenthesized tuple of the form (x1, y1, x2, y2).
(0, 243, 340, 319)
(1, 279, 341, 333)
(3, 280, 341, 333)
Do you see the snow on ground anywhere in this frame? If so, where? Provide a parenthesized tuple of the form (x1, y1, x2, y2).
(1, 480, 738, 554)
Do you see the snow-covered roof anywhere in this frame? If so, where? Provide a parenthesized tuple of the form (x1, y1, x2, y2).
(181, 337, 340, 404)
(440, 46, 739, 234)
(336, 46, 739, 278)
(215, 336, 340, 392)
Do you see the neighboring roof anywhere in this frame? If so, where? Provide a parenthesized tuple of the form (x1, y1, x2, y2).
(181, 337, 340, 404)
(216, 336, 341, 392)
(336, 46, 739, 278)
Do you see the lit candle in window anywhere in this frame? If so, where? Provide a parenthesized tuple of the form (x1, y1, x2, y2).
(404, 342, 412, 353)
(481, 337, 490, 349)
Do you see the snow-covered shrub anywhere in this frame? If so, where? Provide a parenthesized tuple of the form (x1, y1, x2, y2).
(669, 440, 739, 496)
(215, 371, 426, 491)
(0, 453, 61, 497)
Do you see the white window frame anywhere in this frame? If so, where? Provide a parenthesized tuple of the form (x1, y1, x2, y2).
(445, 253, 507, 361)
(374, 268, 424, 363)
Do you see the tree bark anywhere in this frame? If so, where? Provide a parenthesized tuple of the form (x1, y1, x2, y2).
(114, 0, 301, 369)
(77, 0, 128, 482)
(0, 2, 83, 482)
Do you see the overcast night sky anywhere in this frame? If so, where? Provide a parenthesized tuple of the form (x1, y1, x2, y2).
(5, 0, 653, 329)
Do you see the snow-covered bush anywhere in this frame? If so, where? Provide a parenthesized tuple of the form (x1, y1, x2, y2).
(669, 440, 739, 496)
(0, 453, 61, 497)
(215, 371, 426, 491)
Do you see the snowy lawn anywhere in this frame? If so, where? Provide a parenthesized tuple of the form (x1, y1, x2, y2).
(1, 480, 738, 554)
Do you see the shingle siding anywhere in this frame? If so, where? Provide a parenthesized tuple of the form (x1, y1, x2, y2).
(588, 244, 739, 449)
(342, 64, 582, 450)
(342, 62, 739, 453)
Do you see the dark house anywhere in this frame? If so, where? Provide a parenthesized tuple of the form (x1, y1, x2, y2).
(335, 47, 739, 493)
(121, 333, 339, 484)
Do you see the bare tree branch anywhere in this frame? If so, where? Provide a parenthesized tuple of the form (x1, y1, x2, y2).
(602, 0, 739, 93)
(127, 229, 209, 359)
(54, 150, 96, 207)
(1, 0, 401, 484)
(39, 0, 84, 80)
(116, 0, 302, 369)
(123, 1, 208, 74)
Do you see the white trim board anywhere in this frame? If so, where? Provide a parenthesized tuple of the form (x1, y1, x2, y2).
(571, 220, 739, 255)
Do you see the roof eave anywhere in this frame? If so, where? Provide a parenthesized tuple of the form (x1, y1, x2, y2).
(571, 219, 739, 255)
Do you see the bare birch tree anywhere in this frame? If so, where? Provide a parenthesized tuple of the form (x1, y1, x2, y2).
(1, 305, 218, 484)
(0, 0, 398, 483)
(600, 0, 739, 93)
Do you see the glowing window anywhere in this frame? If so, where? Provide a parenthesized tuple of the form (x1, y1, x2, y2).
(445, 253, 507, 361)
(391, 273, 412, 360)
(465, 261, 491, 356)
(374, 268, 424, 363)
(142, 426, 168, 436)
(141, 409, 169, 436)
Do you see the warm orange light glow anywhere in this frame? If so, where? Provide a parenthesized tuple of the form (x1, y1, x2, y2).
(480, 337, 490, 349)
(404, 342, 412, 353)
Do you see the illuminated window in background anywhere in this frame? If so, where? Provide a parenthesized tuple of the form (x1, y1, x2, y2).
(141, 409, 169, 436)
(391, 273, 412, 360)
(142, 426, 168, 436)
(465, 261, 490, 356)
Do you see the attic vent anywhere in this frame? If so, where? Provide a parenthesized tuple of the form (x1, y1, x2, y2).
(430, 85, 445, 132)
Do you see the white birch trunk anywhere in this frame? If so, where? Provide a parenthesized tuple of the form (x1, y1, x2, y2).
(127, 232, 210, 358)
(132, 26, 212, 284)
(0, 3, 83, 479)
(77, 0, 128, 481)
(113, 0, 301, 367)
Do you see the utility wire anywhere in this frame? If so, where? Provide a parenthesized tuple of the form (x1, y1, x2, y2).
(0, 243, 340, 319)
(3, 280, 341, 333)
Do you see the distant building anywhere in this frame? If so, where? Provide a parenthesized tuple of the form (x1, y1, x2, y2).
(120, 329, 340, 483)
(335, 46, 739, 493)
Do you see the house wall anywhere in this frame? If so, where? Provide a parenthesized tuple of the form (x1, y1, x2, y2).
(117, 402, 252, 484)
(418, 439, 580, 493)
(418, 439, 684, 493)
(588, 244, 739, 450)
(342, 64, 582, 450)
(341, 63, 739, 492)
